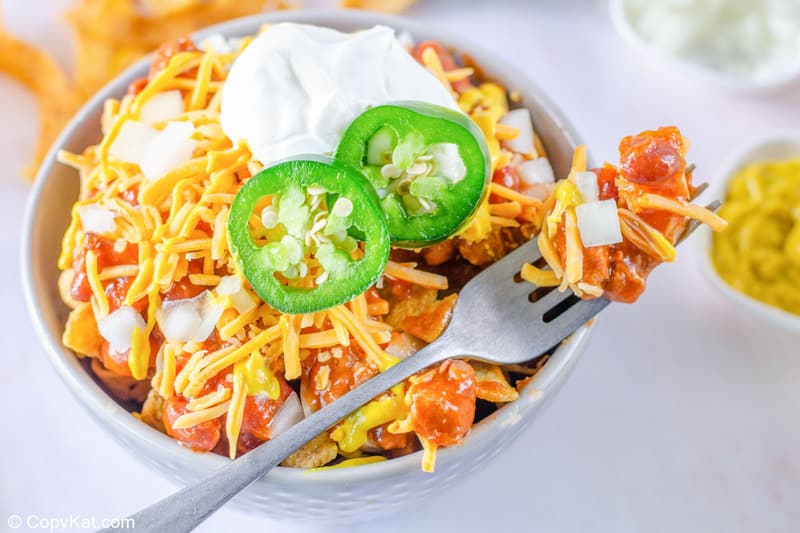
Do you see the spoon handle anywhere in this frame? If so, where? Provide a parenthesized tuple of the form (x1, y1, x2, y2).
(100, 337, 454, 533)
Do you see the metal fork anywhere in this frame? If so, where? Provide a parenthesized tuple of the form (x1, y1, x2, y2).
(102, 196, 718, 533)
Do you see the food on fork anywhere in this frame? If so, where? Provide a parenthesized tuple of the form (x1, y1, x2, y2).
(522, 127, 727, 302)
(56, 22, 725, 473)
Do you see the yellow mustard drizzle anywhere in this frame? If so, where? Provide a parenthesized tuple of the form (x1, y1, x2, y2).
(308, 455, 387, 472)
(546, 180, 580, 235)
(712, 158, 800, 315)
(455, 82, 511, 243)
(329, 384, 408, 453)
(376, 351, 400, 373)
(457, 196, 492, 243)
(241, 351, 280, 399)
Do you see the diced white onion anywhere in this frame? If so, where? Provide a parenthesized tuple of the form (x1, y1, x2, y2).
(158, 290, 224, 342)
(575, 171, 600, 203)
(385, 332, 424, 359)
(500, 108, 535, 155)
(575, 199, 623, 248)
(518, 157, 555, 185)
(269, 391, 304, 438)
(216, 275, 242, 296)
(140, 121, 197, 181)
(430, 143, 466, 182)
(199, 34, 238, 54)
(215, 275, 257, 314)
(522, 182, 555, 201)
(160, 304, 201, 340)
(159, 304, 199, 342)
(195, 301, 225, 342)
(108, 121, 158, 165)
(139, 90, 185, 125)
(97, 306, 145, 353)
(77, 204, 117, 234)
(229, 291, 257, 315)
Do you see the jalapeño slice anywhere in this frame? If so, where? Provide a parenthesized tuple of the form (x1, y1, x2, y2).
(335, 101, 491, 247)
(227, 156, 390, 314)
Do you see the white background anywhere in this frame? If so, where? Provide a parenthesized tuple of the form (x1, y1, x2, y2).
(2, 0, 799, 532)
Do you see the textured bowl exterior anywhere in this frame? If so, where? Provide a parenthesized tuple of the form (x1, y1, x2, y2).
(21, 10, 593, 522)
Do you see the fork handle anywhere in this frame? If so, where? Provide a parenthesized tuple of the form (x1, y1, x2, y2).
(99, 336, 455, 533)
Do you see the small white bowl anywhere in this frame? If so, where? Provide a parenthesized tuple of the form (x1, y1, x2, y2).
(609, 0, 800, 93)
(695, 134, 800, 335)
(21, 10, 594, 522)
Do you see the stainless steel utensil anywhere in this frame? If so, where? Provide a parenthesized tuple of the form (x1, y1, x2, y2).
(101, 197, 718, 533)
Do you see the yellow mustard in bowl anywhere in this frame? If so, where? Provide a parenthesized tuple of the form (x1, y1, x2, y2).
(712, 158, 800, 315)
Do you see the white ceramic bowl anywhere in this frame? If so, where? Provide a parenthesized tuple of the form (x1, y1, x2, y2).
(21, 10, 594, 522)
(609, 0, 800, 93)
(695, 133, 800, 335)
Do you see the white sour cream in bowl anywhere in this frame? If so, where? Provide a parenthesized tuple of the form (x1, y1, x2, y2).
(610, 0, 800, 91)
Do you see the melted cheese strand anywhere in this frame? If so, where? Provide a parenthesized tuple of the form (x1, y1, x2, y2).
(329, 306, 395, 370)
(418, 435, 438, 473)
(84, 251, 109, 318)
(173, 350, 207, 396)
(282, 314, 302, 380)
(489, 182, 542, 206)
(563, 208, 583, 288)
(187, 386, 231, 411)
(158, 343, 177, 398)
(186, 325, 282, 397)
(172, 400, 231, 430)
(520, 263, 560, 287)
(384, 261, 448, 290)
(189, 48, 216, 111)
(226, 362, 247, 459)
(636, 193, 728, 232)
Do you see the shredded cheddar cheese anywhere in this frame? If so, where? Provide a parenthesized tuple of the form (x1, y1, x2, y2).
(328, 306, 397, 371)
(226, 360, 248, 459)
(282, 314, 302, 380)
(172, 400, 231, 430)
(84, 250, 109, 318)
(384, 261, 449, 290)
(420, 47, 455, 97)
(562, 208, 583, 289)
(418, 435, 437, 473)
(187, 386, 231, 411)
(57, 34, 556, 472)
(490, 182, 542, 206)
(158, 343, 177, 398)
(520, 263, 560, 287)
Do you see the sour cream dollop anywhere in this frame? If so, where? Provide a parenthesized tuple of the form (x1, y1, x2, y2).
(221, 23, 459, 165)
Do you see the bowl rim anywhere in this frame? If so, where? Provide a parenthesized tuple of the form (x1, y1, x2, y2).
(21, 8, 593, 484)
(694, 131, 800, 335)
(608, 0, 800, 93)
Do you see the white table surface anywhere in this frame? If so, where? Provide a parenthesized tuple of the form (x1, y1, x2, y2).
(2, 0, 799, 531)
